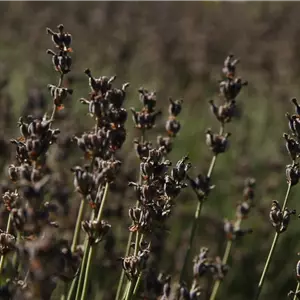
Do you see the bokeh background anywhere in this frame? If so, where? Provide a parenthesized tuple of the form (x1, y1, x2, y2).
(0, 1, 300, 299)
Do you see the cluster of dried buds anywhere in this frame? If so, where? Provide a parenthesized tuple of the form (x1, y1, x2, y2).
(130, 88, 161, 130)
(269, 200, 296, 233)
(223, 178, 255, 241)
(71, 159, 121, 207)
(81, 219, 111, 245)
(209, 54, 247, 125)
(205, 128, 231, 155)
(192, 247, 228, 281)
(76, 69, 129, 156)
(10, 114, 60, 164)
(127, 150, 190, 236)
(165, 97, 183, 137)
(47, 24, 72, 77)
(119, 241, 150, 281)
(213, 54, 247, 121)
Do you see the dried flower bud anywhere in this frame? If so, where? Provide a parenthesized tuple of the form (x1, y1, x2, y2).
(165, 118, 181, 137)
(292, 98, 300, 116)
(280, 208, 296, 233)
(71, 166, 94, 196)
(46, 24, 72, 52)
(286, 163, 300, 186)
(2, 190, 21, 211)
(219, 77, 248, 102)
(48, 84, 73, 111)
(138, 87, 157, 113)
(168, 98, 183, 117)
(157, 135, 173, 154)
(269, 200, 282, 232)
(0, 230, 16, 255)
(84, 68, 116, 95)
(171, 155, 191, 182)
(222, 54, 239, 78)
(209, 99, 236, 124)
(47, 49, 72, 74)
(205, 129, 231, 154)
(283, 133, 300, 162)
(81, 219, 111, 245)
(187, 173, 215, 202)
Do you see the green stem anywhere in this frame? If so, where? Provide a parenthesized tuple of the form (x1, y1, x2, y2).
(80, 182, 109, 300)
(209, 217, 242, 300)
(254, 182, 292, 300)
(293, 283, 300, 300)
(71, 199, 86, 253)
(209, 241, 233, 300)
(115, 131, 145, 300)
(179, 154, 218, 282)
(0, 212, 12, 274)
(74, 238, 90, 300)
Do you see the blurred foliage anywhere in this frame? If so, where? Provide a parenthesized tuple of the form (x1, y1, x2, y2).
(0, 2, 300, 300)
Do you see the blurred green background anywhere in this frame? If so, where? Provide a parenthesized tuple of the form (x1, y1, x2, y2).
(0, 1, 300, 299)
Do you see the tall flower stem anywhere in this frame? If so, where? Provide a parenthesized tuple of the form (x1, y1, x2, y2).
(81, 182, 109, 300)
(209, 219, 242, 300)
(254, 182, 292, 300)
(179, 153, 219, 283)
(71, 199, 86, 253)
(115, 130, 145, 300)
(0, 212, 12, 274)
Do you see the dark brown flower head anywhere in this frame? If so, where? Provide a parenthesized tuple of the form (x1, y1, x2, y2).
(168, 97, 183, 117)
(157, 135, 173, 154)
(283, 133, 300, 161)
(291, 98, 300, 116)
(138, 87, 157, 113)
(219, 77, 248, 102)
(134, 138, 152, 160)
(222, 53, 239, 78)
(187, 173, 215, 202)
(70, 166, 94, 196)
(171, 155, 191, 183)
(131, 107, 162, 130)
(165, 117, 181, 138)
(81, 219, 111, 245)
(269, 200, 282, 232)
(209, 99, 236, 124)
(48, 84, 73, 111)
(286, 163, 300, 186)
(84, 68, 116, 95)
(205, 128, 231, 154)
(105, 83, 129, 109)
(2, 190, 21, 211)
(0, 230, 16, 255)
(46, 24, 72, 52)
(47, 49, 72, 74)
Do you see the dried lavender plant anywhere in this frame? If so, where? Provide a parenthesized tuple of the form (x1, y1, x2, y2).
(180, 54, 247, 283)
(258, 99, 300, 300)
(115, 89, 188, 300)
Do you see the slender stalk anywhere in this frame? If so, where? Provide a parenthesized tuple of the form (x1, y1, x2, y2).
(81, 182, 109, 300)
(0, 212, 12, 274)
(254, 182, 292, 300)
(293, 283, 300, 300)
(74, 238, 90, 300)
(179, 154, 218, 282)
(115, 131, 145, 300)
(71, 199, 86, 253)
(209, 219, 240, 300)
